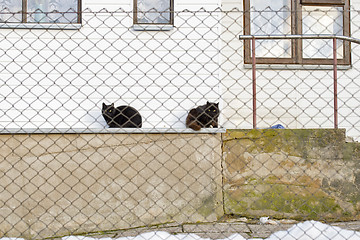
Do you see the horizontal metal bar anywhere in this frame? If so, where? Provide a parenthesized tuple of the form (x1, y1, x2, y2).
(243, 64, 352, 70)
(239, 34, 360, 44)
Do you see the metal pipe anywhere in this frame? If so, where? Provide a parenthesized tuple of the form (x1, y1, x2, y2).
(252, 37, 256, 129)
(239, 34, 360, 45)
(333, 38, 338, 129)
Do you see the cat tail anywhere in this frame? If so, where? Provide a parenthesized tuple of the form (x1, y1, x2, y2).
(186, 109, 201, 131)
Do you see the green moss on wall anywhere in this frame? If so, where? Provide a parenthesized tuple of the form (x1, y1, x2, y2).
(224, 193, 249, 213)
(197, 194, 219, 218)
(224, 129, 347, 159)
(252, 185, 340, 214)
(223, 129, 360, 221)
(225, 183, 344, 220)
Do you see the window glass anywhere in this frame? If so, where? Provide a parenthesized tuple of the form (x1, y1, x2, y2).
(27, 0, 78, 23)
(0, 0, 22, 22)
(302, 6, 343, 58)
(244, 0, 350, 65)
(250, 0, 291, 58)
(136, 0, 171, 24)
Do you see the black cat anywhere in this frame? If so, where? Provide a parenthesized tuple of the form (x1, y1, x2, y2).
(102, 103, 142, 128)
(186, 101, 219, 131)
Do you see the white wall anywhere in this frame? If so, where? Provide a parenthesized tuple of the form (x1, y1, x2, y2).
(0, 0, 222, 129)
(1, 0, 360, 139)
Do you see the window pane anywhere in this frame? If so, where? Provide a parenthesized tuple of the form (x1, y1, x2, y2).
(137, 0, 171, 24)
(27, 0, 78, 23)
(302, 6, 343, 59)
(250, 0, 291, 58)
(0, 0, 22, 22)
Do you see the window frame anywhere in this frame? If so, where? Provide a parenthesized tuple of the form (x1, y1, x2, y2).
(0, 0, 81, 25)
(133, 0, 174, 28)
(243, 0, 351, 65)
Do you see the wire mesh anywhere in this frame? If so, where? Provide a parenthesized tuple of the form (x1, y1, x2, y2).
(0, 6, 360, 240)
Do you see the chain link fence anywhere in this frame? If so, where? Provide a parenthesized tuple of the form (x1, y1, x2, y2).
(1, 7, 360, 239)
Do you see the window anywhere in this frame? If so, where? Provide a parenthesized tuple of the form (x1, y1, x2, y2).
(244, 0, 350, 65)
(0, 0, 80, 24)
(133, 0, 174, 30)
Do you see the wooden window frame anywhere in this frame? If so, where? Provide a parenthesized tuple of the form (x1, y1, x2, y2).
(2, 0, 81, 24)
(244, 0, 351, 65)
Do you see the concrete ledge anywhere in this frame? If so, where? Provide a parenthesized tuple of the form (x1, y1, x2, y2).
(0, 128, 226, 134)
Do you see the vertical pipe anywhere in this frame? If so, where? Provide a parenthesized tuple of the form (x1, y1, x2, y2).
(333, 38, 338, 129)
(252, 37, 257, 129)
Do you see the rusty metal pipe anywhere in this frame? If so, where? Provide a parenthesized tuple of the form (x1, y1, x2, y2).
(333, 38, 338, 129)
(252, 37, 256, 129)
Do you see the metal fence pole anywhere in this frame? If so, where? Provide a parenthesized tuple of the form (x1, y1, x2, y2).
(252, 36, 257, 129)
(333, 38, 338, 129)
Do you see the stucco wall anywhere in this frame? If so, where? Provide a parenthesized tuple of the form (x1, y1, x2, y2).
(0, 133, 223, 239)
(0, 6, 222, 130)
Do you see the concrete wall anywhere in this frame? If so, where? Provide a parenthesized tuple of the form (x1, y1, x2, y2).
(0, 133, 223, 239)
(222, 129, 360, 221)
(2, 129, 360, 239)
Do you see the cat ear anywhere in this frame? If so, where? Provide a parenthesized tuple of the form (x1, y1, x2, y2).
(207, 101, 210, 105)
(102, 103, 106, 108)
(111, 103, 115, 107)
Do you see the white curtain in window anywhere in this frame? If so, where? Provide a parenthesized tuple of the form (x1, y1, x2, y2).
(137, 0, 171, 24)
(0, 0, 22, 22)
(27, 0, 78, 23)
(250, 0, 291, 58)
(302, 6, 343, 59)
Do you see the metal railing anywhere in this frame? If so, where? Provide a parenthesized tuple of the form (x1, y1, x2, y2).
(239, 34, 360, 129)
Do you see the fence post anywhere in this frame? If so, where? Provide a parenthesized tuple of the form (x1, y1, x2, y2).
(333, 38, 338, 129)
(252, 37, 257, 129)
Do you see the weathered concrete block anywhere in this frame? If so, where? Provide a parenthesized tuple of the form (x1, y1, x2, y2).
(0, 133, 223, 239)
(222, 129, 360, 221)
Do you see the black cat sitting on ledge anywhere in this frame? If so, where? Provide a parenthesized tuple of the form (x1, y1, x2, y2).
(102, 103, 142, 128)
(186, 101, 220, 131)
